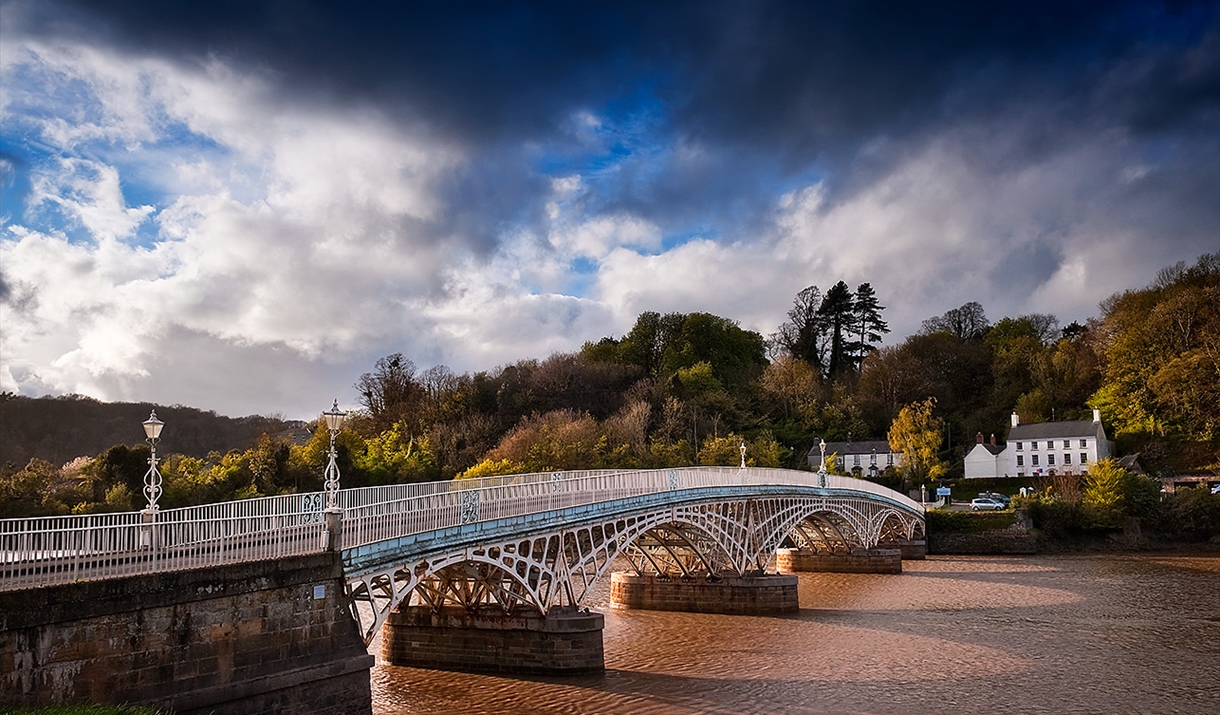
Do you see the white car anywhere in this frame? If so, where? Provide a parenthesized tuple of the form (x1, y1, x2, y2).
(970, 497, 1006, 511)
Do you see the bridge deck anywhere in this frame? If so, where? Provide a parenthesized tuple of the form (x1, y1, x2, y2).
(1, 467, 921, 591)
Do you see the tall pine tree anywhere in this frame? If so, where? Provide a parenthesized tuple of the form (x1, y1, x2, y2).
(818, 281, 856, 378)
(851, 283, 890, 370)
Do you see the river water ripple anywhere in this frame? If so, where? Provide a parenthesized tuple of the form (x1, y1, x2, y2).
(370, 554, 1220, 714)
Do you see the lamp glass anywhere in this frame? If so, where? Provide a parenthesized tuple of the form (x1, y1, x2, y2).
(143, 411, 164, 440)
(323, 401, 345, 431)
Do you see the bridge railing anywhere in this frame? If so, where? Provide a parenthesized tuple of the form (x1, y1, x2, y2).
(339, 466, 923, 552)
(1, 467, 920, 591)
(0, 492, 330, 591)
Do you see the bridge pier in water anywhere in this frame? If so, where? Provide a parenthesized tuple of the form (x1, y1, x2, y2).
(776, 546, 904, 574)
(609, 572, 799, 614)
(381, 605, 605, 674)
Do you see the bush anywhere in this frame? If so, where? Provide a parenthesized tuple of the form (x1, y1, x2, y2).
(1020, 498, 1085, 538)
(1160, 486, 1220, 541)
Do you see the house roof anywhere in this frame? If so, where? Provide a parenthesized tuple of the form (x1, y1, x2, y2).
(1008, 419, 1100, 440)
(809, 439, 893, 457)
(969, 442, 1005, 456)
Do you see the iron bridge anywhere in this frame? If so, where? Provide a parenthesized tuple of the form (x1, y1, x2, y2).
(0, 466, 924, 645)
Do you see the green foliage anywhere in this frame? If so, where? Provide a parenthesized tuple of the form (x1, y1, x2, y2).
(356, 423, 440, 484)
(1091, 253, 1219, 445)
(1082, 457, 1129, 528)
(1020, 498, 1085, 538)
(1159, 485, 1220, 541)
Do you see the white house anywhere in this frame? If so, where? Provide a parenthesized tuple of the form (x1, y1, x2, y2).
(809, 438, 902, 477)
(1005, 409, 1113, 478)
(964, 432, 1005, 479)
(963, 409, 1115, 479)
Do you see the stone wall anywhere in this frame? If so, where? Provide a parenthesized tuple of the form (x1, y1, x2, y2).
(776, 547, 903, 574)
(609, 572, 798, 614)
(382, 605, 604, 675)
(928, 517, 1036, 555)
(0, 552, 373, 715)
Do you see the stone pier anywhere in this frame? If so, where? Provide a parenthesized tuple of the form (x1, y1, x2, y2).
(381, 605, 605, 675)
(609, 572, 799, 614)
(898, 539, 927, 559)
(0, 552, 374, 715)
(776, 547, 903, 574)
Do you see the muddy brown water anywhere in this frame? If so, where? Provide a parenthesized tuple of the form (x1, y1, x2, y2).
(370, 554, 1220, 714)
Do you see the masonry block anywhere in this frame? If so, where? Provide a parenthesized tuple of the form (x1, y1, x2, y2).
(609, 572, 799, 614)
(776, 547, 903, 574)
(381, 605, 604, 674)
(0, 552, 374, 715)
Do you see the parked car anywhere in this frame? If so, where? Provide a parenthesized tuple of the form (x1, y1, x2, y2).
(978, 491, 1011, 506)
(970, 497, 1007, 511)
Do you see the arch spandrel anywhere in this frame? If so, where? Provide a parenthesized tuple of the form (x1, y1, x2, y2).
(343, 487, 923, 645)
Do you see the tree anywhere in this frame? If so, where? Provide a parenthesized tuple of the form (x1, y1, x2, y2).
(851, 283, 889, 369)
(818, 281, 856, 378)
(1090, 252, 1219, 450)
(887, 398, 946, 487)
(774, 285, 828, 375)
(921, 301, 989, 340)
(355, 353, 424, 435)
(1082, 458, 1129, 529)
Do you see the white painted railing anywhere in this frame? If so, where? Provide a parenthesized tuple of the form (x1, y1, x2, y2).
(0, 467, 920, 591)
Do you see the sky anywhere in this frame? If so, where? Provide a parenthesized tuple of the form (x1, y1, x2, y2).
(1, 0, 1218, 420)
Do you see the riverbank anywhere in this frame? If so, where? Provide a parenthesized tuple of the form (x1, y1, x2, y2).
(924, 508, 1220, 555)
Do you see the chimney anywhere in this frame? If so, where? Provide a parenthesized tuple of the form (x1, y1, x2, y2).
(990, 433, 996, 446)
(1093, 408, 1101, 424)
(976, 432, 984, 444)
(1011, 412, 1020, 427)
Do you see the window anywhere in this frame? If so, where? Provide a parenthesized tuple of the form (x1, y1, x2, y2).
(1016, 455, 1024, 467)
(887, 453, 893, 466)
(853, 454, 860, 466)
(1080, 439, 1087, 448)
(1031, 441, 1038, 450)
(870, 452, 877, 465)
(1032, 455, 1040, 466)
(1064, 453, 1072, 465)
(1048, 454, 1056, 466)
(1063, 440, 1070, 449)
(1081, 453, 1088, 464)
(1016, 442, 1023, 451)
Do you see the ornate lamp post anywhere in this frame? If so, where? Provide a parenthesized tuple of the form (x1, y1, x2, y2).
(816, 438, 828, 487)
(322, 399, 346, 510)
(142, 410, 165, 512)
(140, 410, 164, 548)
(739, 441, 747, 470)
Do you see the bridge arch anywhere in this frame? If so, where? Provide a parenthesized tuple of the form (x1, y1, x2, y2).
(344, 487, 924, 644)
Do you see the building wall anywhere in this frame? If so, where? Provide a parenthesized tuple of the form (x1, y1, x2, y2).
(964, 445, 1003, 479)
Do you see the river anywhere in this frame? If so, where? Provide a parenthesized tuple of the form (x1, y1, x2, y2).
(369, 554, 1219, 714)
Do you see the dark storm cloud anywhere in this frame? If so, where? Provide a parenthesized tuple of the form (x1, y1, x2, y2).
(35, 0, 1220, 233)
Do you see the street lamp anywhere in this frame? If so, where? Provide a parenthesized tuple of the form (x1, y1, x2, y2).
(142, 410, 164, 512)
(739, 441, 747, 470)
(322, 399, 346, 509)
(816, 438, 828, 487)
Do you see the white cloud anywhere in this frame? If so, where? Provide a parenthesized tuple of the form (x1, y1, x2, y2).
(1, 19, 1214, 420)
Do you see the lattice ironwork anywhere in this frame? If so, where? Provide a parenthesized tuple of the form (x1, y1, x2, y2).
(344, 489, 926, 644)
